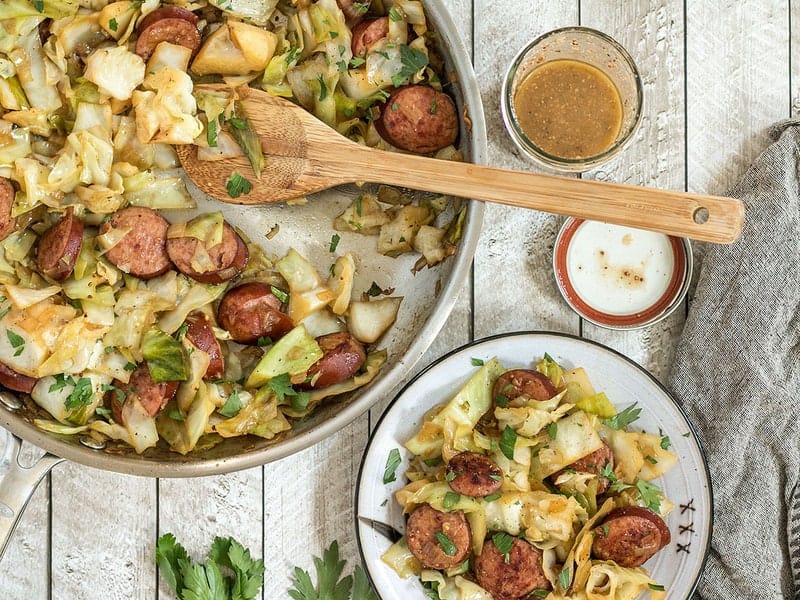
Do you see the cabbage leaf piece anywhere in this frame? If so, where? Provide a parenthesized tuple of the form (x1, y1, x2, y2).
(0, 0, 79, 19)
(141, 327, 188, 383)
(245, 324, 322, 389)
(212, 386, 291, 439)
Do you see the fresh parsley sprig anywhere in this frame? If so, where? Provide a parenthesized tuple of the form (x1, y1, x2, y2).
(156, 533, 265, 600)
(288, 540, 377, 600)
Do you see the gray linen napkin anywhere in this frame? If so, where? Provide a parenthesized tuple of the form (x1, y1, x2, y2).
(667, 120, 800, 600)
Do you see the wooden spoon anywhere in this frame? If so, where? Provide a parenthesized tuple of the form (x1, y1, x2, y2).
(177, 85, 744, 244)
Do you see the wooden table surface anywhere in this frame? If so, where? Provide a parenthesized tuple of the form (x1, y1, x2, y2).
(0, 1, 795, 598)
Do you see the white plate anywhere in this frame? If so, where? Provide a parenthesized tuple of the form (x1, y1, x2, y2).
(356, 331, 712, 600)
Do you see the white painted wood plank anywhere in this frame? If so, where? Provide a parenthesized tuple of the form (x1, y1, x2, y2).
(579, 0, 687, 381)
(792, 1, 800, 118)
(262, 419, 368, 597)
(0, 438, 50, 599)
(473, 2, 580, 339)
(687, 0, 790, 196)
(50, 464, 156, 600)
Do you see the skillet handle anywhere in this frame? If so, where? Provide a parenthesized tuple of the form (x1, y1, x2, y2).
(0, 428, 63, 561)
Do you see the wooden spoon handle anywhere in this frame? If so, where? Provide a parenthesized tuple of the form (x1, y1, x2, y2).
(342, 148, 744, 244)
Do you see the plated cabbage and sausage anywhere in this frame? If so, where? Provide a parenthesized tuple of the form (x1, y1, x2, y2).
(382, 355, 677, 600)
(0, 0, 465, 454)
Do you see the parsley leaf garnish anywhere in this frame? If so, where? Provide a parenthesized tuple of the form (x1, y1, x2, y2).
(382, 448, 401, 484)
(267, 373, 310, 412)
(6, 328, 24, 356)
(443, 491, 460, 509)
(329, 234, 340, 252)
(64, 377, 94, 410)
(660, 434, 671, 450)
(391, 45, 429, 87)
(603, 403, 641, 430)
(558, 566, 571, 590)
(206, 118, 218, 147)
(288, 540, 376, 600)
(434, 532, 456, 556)
(108, 17, 118, 31)
(491, 532, 513, 563)
(470, 357, 484, 366)
(226, 172, 252, 199)
(546, 422, 558, 439)
(219, 390, 243, 418)
(499, 425, 517, 460)
(636, 479, 663, 513)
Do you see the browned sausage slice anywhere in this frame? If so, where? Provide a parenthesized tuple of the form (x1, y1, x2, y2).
(337, 0, 370, 21)
(405, 504, 471, 570)
(351, 17, 388, 58)
(0, 362, 37, 394)
(376, 85, 458, 154)
(138, 6, 199, 32)
(446, 451, 503, 497)
(109, 364, 179, 424)
(36, 207, 83, 281)
(0, 178, 16, 242)
(474, 536, 551, 600)
(184, 312, 224, 380)
(166, 222, 249, 284)
(492, 369, 558, 405)
(301, 332, 366, 389)
(135, 17, 201, 61)
(217, 281, 294, 345)
(592, 506, 670, 567)
(100, 207, 172, 280)
(554, 441, 615, 494)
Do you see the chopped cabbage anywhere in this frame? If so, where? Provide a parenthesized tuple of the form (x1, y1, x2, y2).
(419, 571, 493, 600)
(132, 68, 203, 145)
(141, 327, 188, 383)
(31, 372, 109, 426)
(585, 563, 666, 600)
(83, 46, 145, 101)
(245, 324, 322, 388)
(276, 248, 335, 323)
(208, 0, 278, 26)
(157, 383, 216, 455)
(212, 386, 291, 439)
(533, 411, 605, 478)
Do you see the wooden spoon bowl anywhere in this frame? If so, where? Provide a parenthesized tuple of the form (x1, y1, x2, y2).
(177, 85, 744, 244)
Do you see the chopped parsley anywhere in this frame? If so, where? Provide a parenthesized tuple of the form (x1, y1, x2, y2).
(225, 172, 252, 199)
(491, 532, 513, 563)
(648, 583, 666, 591)
(349, 56, 365, 68)
(227, 117, 246, 130)
(546, 422, 558, 439)
(388, 6, 403, 21)
(95, 406, 112, 418)
(49, 373, 75, 393)
(353, 1, 369, 15)
(270, 286, 289, 304)
(382, 448, 401, 484)
(34, 0, 44, 12)
(267, 373, 309, 412)
(602, 403, 641, 430)
(256, 336, 272, 347)
(64, 377, 94, 411)
(206, 118, 218, 147)
(366, 282, 383, 296)
(174, 322, 189, 340)
(108, 18, 118, 31)
(100, 383, 125, 404)
(444, 469, 457, 482)
(660, 434, 672, 450)
(316, 75, 328, 101)
(329, 233, 340, 252)
(482, 493, 501, 502)
(499, 425, 517, 460)
(168, 408, 186, 421)
(531, 591, 550, 599)
(636, 479, 663, 513)
(442, 492, 460, 509)
(558, 567, 571, 590)
(6, 329, 24, 356)
(391, 45, 429, 87)
(285, 45, 300, 65)
(470, 357, 484, 366)
(434, 531, 456, 556)
(219, 389, 243, 417)
(0, 306, 9, 320)
(494, 393, 509, 408)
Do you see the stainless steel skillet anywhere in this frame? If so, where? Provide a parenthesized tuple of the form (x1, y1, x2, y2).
(0, 2, 486, 559)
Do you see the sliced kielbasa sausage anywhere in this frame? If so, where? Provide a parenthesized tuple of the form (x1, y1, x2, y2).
(376, 85, 458, 154)
(108, 364, 178, 424)
(351, 17, 388, 58)
(0, 362, 37, 394)
(445, 451, 503, 497)
(405, 503, 471, 570)
(217, 282, 294, 345)
(138, 6, 198, 32)
(553, 441, 615, 495)
(0, 177, 16, 242)
(100, 207, 172, 280)
(184, 312, 224, 380)
(592, 506, 671, 567)
(300, 332, 366, 389)
(135, 17, 201, 61)
(36, 207, 83, 281)
(492, 369, 558, 405)
(337, 0, 370, 21)
(167, 222, 249, 284)
(474, 536, 550, 600)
